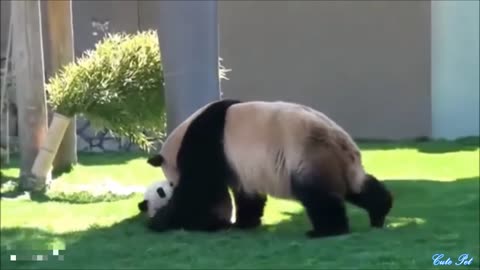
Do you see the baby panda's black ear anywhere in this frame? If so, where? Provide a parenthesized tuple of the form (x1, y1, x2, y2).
(147, 154, 164, 167)
(156, 187, 166, 198)
(138, 200, 148, 212)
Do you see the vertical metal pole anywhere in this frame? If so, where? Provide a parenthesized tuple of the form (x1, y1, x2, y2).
(154, 0, 220, 134)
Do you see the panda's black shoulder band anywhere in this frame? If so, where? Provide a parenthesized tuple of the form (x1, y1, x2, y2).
(147, 154, 164, 167)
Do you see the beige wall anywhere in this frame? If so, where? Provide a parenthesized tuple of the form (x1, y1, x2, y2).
(219, 1, 432, 140)
(71, 0, 139, 58)
(1, 1, 433, 140)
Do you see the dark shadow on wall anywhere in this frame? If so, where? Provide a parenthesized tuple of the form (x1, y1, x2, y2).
(357, 136, 479, 153)
(1, 177, 478, 269)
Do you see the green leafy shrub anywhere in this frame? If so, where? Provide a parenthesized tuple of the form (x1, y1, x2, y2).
(46, 30, 231, 151)
(46, 31, 166, 150)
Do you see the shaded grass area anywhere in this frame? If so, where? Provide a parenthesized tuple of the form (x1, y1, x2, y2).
(1, 139, 479, 269)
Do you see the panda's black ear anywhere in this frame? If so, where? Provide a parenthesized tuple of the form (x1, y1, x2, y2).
(157, 187, 166, 198)
(147, 154, 164, 167)
(138, 200, 148, 212)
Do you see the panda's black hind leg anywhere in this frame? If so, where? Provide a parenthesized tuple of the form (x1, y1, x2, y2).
(291, 174, 350, 238)
(346, 174, 393, 228)
(232, 190, 267, 229)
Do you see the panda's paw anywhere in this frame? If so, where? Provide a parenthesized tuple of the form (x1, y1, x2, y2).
(306, 230, 323, 238)
(370, 215, 386, 228)
(208, 220, 234, 232)
(233, 219, 262, 230)
(305, 228, 349, 239)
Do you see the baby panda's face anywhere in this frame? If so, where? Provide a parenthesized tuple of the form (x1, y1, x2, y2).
(138, 181, 174, 218)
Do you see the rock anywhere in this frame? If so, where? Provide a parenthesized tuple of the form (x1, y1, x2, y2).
(78, 124, 103, 140)
(91, 138, 101, 146)
(90, 146, 104, 153)
(77, 137, 90, 152)
(103, 138, 120, 151)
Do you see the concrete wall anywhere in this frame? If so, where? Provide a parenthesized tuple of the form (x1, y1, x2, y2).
(71, 0, 139, 58)
(1, 0, 143, 59)
(1, 0, 145, 152)
(219, 0, 432, 140)
(431, 0, 480, 139)
(4, 1, 476, 141)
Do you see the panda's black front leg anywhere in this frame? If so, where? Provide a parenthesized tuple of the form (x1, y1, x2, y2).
(183, 186, 234, 232)
(147, 181, 196, 233)
(291, 174, 350, 238)
(345, 174, 393, 228)
(232, 190, 267, 229)
(148, 201, 179, 232)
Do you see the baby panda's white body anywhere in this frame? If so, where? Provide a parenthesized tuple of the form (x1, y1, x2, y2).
(138, 180, 174, 218)
(147, 100, 393, 238)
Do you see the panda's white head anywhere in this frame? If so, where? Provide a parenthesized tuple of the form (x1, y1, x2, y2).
(138, 180, 174, 218)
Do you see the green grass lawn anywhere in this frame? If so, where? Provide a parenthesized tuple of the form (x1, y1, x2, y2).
(1, 138, 479, 269)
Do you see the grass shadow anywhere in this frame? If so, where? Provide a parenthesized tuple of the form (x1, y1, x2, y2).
(28, 191, 136, 204)
(357, 136, 479, 153)
(2, 177, 478, 269)
(0, 173, 17, 185)
(2, 152, 152, 171)
(0, 171, 22, 199)
(1, 179, 137, 204)
(75, 152, 149, 167)
(0, 190, 26, 199)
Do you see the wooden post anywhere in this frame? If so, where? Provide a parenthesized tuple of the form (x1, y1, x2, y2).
(44, 0, 78, 172)
(11, 0, 49, 190)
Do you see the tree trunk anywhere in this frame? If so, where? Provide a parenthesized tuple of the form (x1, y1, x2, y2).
(11, 0, 49, 190)
(44, 0, 77, 173)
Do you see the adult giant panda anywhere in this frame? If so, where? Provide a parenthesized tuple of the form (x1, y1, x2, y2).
(147, 99, 393, 238)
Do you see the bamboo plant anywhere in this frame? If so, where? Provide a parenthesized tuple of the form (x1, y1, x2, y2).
(31, 30, 231, 185)
(31, 31, 166, 182)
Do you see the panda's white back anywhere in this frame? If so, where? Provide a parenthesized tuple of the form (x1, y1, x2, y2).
(223, 101, 366, 198)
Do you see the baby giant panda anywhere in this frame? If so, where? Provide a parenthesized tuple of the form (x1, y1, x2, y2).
(147, 99, 393, 238)
(138, 180, 174, 218)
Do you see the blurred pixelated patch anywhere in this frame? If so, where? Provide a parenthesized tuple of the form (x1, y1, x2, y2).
(6, 245, 66, 262)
